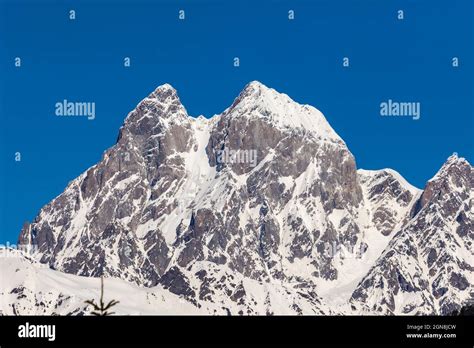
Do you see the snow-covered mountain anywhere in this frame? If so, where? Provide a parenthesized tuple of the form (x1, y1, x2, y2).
(4, 81, 472, 315)
(351, 155, 474, 315)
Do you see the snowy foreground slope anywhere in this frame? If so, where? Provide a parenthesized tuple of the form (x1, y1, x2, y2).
(4, 81, 473, 315)
(0, 249, 199, 315)
(1, 248, 345, 315)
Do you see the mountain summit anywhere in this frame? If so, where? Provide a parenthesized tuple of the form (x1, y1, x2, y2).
(227, 81, 343, 142)
(10, 82, 473, 315)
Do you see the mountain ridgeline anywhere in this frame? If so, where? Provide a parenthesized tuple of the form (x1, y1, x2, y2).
(12, 81, 473, 315)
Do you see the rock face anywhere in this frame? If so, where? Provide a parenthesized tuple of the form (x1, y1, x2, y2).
(351, 156, 473, 315)
(16, 81, 473, 315)
(357, 169, 420, 237)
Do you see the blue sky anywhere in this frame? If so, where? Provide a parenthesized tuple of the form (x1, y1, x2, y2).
(0, 0, 473, 243)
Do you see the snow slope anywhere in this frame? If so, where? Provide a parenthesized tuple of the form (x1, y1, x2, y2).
(0, 248, 199, 315)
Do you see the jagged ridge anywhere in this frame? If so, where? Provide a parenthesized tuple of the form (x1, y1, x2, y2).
(10, 82, 473, 315)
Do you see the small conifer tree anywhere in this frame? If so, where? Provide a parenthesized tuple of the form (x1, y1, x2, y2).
(85, 276, 119, 316)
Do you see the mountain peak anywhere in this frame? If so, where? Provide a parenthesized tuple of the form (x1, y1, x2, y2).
(231, 80, 273, 107)
(414, 153, 473, 214)
(147, 83, 179, 102)
(429, 153, 471, 183)
(118, 84, 188, 140)
(242, 80, 269, 93)
(444, 152, 469, 166)
(226, 81, 343, 142)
